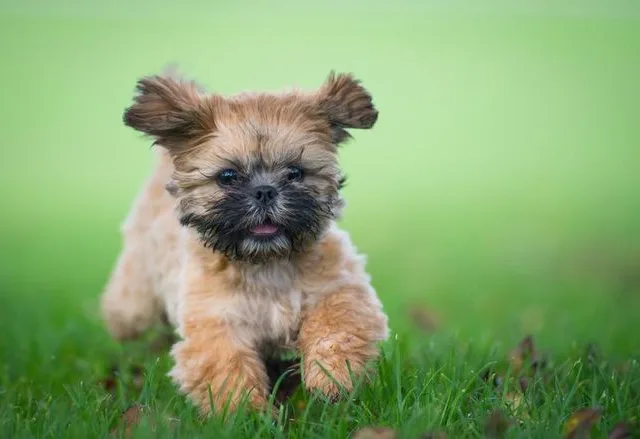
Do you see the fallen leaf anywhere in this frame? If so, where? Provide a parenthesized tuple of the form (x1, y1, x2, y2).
(99, 376, 117, 394)
(608, 422, 633, 439)
(563, 408, 602, 439)
(508, 335, 535, 374)
(121, 405, 145, 425)
(615, 361, 632, 375)
(530, 355, 548, 374)
(98, 364, 120, 395)
(421, 432, 447, 439)
(99, 363, 146, 397)
(111, 405, 148, 437)
(110, 406, 179, 437)
(504, 392, 524, 412)
(484, 410, 513, 439)
(507, 335, 549, 377)
(585, 343, 600, 366)
(519, 376, 529, 393)
(481, 369, 503, 389)
(407, 304, 440, 332)
(352, 427, 396, 439)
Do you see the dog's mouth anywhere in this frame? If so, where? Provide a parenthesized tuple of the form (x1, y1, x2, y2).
(248, 222, 280, 237)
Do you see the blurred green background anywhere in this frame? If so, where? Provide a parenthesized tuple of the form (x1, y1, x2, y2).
(1, 0, 639, 364)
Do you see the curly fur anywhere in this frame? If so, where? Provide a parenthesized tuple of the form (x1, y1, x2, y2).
(100, 69, 389, 415)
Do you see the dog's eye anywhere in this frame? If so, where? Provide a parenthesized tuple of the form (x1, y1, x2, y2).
(286, 166, 304, 182)
(217, 169, 238, 186)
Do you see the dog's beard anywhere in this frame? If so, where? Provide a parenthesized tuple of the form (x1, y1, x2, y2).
(180, 187, 337, 263)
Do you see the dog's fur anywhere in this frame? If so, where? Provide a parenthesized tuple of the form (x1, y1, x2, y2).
(100, 70, 389, 415)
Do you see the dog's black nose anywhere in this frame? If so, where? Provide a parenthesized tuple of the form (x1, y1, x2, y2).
(253, 185, 278, 205)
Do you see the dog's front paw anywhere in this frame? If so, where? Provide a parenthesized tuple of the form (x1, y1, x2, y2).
(304, 364, 347, 401)
(169, 337, 269, 416)
(302, 342, 366, 401)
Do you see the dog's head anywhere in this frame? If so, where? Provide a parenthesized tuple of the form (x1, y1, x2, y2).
(123, 69, 378, 262)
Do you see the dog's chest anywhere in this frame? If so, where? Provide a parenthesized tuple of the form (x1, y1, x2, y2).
(233, 262, 302, 345)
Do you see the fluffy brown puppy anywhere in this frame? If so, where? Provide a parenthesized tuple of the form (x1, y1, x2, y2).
(100, 69, 389, 415)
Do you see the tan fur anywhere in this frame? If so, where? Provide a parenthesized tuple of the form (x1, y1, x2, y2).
(101, 70, 389, 415)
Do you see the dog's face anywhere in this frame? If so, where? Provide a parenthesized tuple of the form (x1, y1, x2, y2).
(123, 71, 378, 262)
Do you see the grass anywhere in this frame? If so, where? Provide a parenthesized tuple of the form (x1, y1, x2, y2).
(1, 313, 638, 438)
(1, 1, 640, 438)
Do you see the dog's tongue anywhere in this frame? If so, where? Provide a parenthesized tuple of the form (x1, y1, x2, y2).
(250, 223, 279, 235)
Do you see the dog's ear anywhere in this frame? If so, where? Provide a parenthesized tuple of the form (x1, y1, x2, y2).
(123, 73, 215, 151)
(315, 71, 379, 144)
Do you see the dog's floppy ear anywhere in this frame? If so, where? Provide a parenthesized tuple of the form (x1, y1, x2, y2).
(123, 73, 214, 151)
(315, 71, 379, 144)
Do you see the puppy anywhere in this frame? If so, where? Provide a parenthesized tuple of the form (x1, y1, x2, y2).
(100, 69, 389, 415)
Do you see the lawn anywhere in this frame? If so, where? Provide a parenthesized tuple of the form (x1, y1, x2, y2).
(1, 1, 640, 438)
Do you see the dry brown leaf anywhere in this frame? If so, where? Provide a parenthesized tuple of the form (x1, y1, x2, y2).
(407, 303, 440, 332)
(608, 422, 633, 439)
(352, 427, 396, 439)
(99, 364, 146, 396)
(585, 343, 599, 366)
(99, 376, 117, 395)
(99, 364, 119, 395)
(120, 405, 145, 425)
(110, 405, 179, 437)
(508, 335, 536, 374)
(530, 355, 548, 374)
(507, 335, 549, 378)
(484, 410, 513, 439)
(563, 408, 602, 439)
(615, 361, 632, 375)
(504, 392, 524, 412)
(481, 369, 503, 389)
(519, 376, 529, 393)
(111, 405, 148, 437)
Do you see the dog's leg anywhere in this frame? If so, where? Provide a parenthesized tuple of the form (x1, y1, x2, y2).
(100, 245, 160, 341)
(297, 285, 388, 399)
(169, 319, 269, 415)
